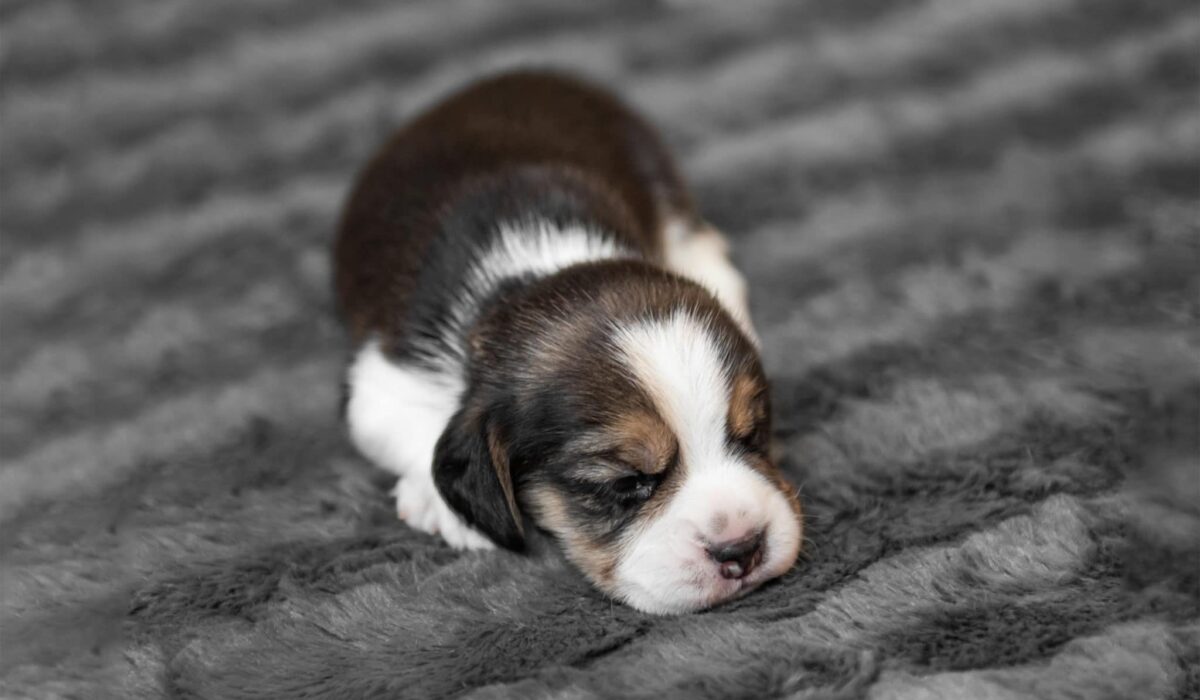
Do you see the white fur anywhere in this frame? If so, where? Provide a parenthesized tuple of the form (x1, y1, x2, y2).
(442, 222, 633, 361)
(346, 340, 493, 549)
(346, 340, 463, 482)
(610, 310, 801, 613)
(346, 223, 627, 549)
(661, 218, 759, 346)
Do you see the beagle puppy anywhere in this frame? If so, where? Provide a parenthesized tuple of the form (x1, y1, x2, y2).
(335, 71, 802, 614)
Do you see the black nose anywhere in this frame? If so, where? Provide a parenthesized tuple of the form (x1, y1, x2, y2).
(706, 531, 764, 580)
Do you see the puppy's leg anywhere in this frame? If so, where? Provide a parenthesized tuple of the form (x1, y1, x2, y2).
(661, 217, 759, 344)
(345, 341, 494, 550)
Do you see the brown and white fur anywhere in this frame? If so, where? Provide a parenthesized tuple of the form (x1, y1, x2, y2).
(334, 71, 802, 614)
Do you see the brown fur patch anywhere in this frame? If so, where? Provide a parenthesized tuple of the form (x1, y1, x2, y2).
(728, 373, 768, 441)
(487, 425, 524, 537)
(523, 485, 618, 587)
(607, 410, 678, 475)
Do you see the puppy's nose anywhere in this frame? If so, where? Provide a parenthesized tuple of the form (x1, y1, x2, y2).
(706, 531, 764, 580)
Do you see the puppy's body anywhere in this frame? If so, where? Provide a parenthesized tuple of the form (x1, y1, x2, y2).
(336, 72, 800, 613)
(336, 72, 750, 348)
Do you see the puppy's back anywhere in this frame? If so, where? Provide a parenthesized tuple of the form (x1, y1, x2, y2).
(334, 71, 693, 344)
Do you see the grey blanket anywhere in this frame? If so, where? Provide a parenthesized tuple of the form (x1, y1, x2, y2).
(2, 1, 1197, 698)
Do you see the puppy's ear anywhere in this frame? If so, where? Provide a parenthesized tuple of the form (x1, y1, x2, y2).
(432, 406, 525, 550)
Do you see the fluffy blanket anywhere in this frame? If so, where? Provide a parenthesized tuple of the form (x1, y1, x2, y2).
(2, 1, 1197, 698)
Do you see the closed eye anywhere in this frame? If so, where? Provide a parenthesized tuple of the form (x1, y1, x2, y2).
(610, 472, 659, 503)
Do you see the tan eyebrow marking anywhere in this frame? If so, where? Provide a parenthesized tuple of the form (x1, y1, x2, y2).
(606, 409, 679, 475)
(728, 373, 767, 439)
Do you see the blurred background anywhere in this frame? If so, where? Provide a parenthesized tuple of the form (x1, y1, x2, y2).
(1, 1, 1197, 697)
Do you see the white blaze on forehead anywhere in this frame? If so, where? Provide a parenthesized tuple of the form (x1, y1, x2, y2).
(609, 309, 802, 614)
(610, 309, 733, 469)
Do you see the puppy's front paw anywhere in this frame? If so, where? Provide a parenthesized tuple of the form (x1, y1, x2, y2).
(392, 475, 495, 550)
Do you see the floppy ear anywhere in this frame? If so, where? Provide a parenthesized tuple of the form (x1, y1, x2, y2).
(432, 406, 525, 551)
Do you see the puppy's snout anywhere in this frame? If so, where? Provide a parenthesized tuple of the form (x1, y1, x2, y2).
(706, 530, 764, 580)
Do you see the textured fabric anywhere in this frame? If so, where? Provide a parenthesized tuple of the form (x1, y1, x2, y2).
(2, 1, 1198, 698)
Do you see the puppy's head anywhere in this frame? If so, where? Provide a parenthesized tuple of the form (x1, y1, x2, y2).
(433, 262, 802, 614)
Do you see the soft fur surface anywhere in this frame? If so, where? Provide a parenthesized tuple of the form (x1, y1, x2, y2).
(2, 1, 1198, 698)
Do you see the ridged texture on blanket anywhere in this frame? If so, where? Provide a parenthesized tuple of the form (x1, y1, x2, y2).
(1, 0, 1197, 697)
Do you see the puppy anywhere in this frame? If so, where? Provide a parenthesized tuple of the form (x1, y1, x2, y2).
(335, 71, 802, 614)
